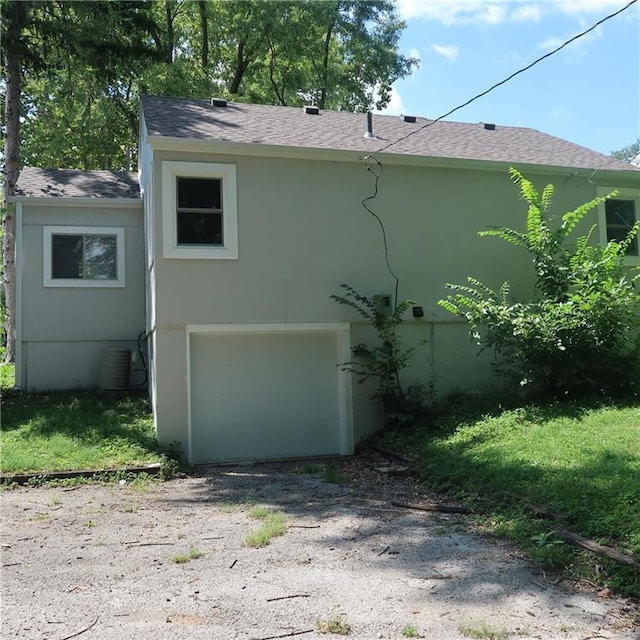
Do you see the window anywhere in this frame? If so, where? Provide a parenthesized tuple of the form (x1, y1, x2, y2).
(597, 188, 640, 263)
(43, 226, 125, 287)
(604, 199, 638, 256)
(162, 162, 238, 259)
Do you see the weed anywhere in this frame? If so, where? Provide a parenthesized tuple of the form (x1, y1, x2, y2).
(323, 465, 345, 485)
(316, 613, 351, 635)
(248, 505, 274, 519)
(401, 624, 419, 637)
(218, 502, 236, 513)
(297, 464, 322, 474)
(172, 545, 203, 564)
(244, 509, 287, 548)
(458, 620, 508, 640)
(83, 520, 96, 528)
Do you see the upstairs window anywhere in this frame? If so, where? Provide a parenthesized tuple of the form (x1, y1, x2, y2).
(177, 178, 223, 246)
(43, 226, 125, 287)
(162, 162, 238, 259)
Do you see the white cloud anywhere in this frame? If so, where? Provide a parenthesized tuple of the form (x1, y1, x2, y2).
(431, 44, 460, 61)
(396, 0, 636, 26)
(375, 87, 407, 116)
(539, 24, 603, 52)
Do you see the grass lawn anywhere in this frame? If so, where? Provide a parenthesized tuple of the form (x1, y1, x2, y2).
(1, 385, 170, 475)
(382, 396, 640, 598)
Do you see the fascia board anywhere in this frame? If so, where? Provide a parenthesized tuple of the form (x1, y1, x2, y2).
(9, 196, 142, 208)
(145, 134, 640, 180)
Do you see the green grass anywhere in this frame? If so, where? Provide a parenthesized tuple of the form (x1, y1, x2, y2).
(382, 396, 640, 598)
(244, 507, 287, 548)
(315, 613, 351, 635)
(0, 390, 169, 474)
(457, 621, 508, 640)
(172, 545, 204, 564)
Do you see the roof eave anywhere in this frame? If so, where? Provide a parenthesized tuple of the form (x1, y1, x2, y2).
(8, 195, 143, 207)
(145, 135, 640, 179)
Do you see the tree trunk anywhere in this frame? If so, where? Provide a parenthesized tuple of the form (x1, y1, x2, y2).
(229, 41, 248, 95)
(2, 0, 25, 364)
(165, 0, 174, 63)
(318, 20, 335, 110)
(198, 0, 208, 69)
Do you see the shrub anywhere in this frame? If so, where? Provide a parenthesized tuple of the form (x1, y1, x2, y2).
(439, 168, 640, 396)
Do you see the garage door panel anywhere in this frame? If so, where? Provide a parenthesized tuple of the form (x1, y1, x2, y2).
(189, 329, 349, 463)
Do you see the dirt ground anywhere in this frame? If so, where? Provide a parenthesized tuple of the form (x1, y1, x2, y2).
(1, 452, 638, 640)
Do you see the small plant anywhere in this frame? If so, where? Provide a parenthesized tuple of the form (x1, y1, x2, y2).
(458, 620, 508, 640)
(244, 508, 287, 548)
(401, 623, 419, 637)
(323, 465, 345, 485)
(316, 613, 351, 635)
(331, 283, 421, 427)
(172, 545, 203, 564)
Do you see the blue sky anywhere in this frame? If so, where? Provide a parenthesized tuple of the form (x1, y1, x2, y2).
(379, 0, 639, 156)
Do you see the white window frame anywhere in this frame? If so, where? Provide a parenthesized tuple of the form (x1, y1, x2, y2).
(43, 226, 125, 288)
(597, 188, 640, 266)
(162, 161, 238, 259)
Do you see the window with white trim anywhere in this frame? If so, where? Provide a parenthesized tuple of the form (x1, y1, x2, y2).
(43, 226, 125, 287)
(162, 161, 238, 259)
(597, 188, 640, 263)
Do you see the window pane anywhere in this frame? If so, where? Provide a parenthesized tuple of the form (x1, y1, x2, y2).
(605, 199, 635, 227)
(177, 212, 223, 245)
(84, 235, 117, 279)
(177, 178, 221, 210)
(51, 235, 83, 278)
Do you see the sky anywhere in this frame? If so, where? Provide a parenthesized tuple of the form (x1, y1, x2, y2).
(378, 0, 639, 156)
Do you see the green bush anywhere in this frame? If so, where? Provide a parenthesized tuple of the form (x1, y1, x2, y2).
(439, 168, 640, 396)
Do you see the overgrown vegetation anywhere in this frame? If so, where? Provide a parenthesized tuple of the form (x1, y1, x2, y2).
(0, 391, 173, 475)
(439, 168, 640, 396)
(382, 395, 640, 598)
(331, 283, 421, 426)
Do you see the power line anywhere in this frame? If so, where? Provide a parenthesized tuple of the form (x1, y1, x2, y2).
(371, 0, 638, 157)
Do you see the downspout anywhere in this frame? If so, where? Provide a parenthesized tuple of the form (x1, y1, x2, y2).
(14, 200, 23, 389)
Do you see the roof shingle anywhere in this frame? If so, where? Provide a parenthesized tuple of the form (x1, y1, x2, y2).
(14, 168, 140, 199)
(141, 95, 639, 173)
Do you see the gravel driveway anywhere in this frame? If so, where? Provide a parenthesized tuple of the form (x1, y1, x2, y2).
(1, 453, 638, 640)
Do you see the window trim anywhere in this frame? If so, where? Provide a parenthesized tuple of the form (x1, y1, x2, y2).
(597, 188, 640, 266)
(162, 161, 238, 259)
(43, 226, 125, 288)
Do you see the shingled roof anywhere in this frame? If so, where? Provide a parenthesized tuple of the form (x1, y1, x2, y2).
(13, 168, 140, 199)
(141, 95, 638, 173)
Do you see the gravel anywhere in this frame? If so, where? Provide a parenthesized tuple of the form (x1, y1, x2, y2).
(1, 452, 638, 640)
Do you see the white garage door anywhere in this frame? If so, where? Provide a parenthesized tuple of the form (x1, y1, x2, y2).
(189, 326, 352, 464)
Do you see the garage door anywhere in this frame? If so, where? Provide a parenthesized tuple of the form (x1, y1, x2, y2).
(188, 326, 352, 463)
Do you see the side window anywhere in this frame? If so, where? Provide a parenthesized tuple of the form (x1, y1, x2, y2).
(604, 199, 638, 256)
(43, 226, 125, 287)
(162, 162, 238, 259)
(597, 189, 640, 264)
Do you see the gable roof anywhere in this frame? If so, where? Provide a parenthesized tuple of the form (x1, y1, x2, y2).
(141, 95, 638, 173)
(14, 168, 140, 199)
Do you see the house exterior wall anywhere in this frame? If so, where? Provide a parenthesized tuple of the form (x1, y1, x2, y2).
(145, 145, 606, 450)
(18, 201, 145, 390)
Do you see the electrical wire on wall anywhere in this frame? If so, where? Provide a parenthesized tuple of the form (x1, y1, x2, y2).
(357, 0, 637, 303)
(362, 155, 400, 309)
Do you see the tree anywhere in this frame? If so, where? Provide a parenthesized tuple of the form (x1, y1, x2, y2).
(439, 168, 640, 396)
(611, 138, 640, 164)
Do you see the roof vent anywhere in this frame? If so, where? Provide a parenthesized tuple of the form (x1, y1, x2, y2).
(402, 114, 417, 123)
(304, 105, 319, 115)
(483, 122, 496, 131)
(364, 112, 376, 139)
(211, 97, 228, 107)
